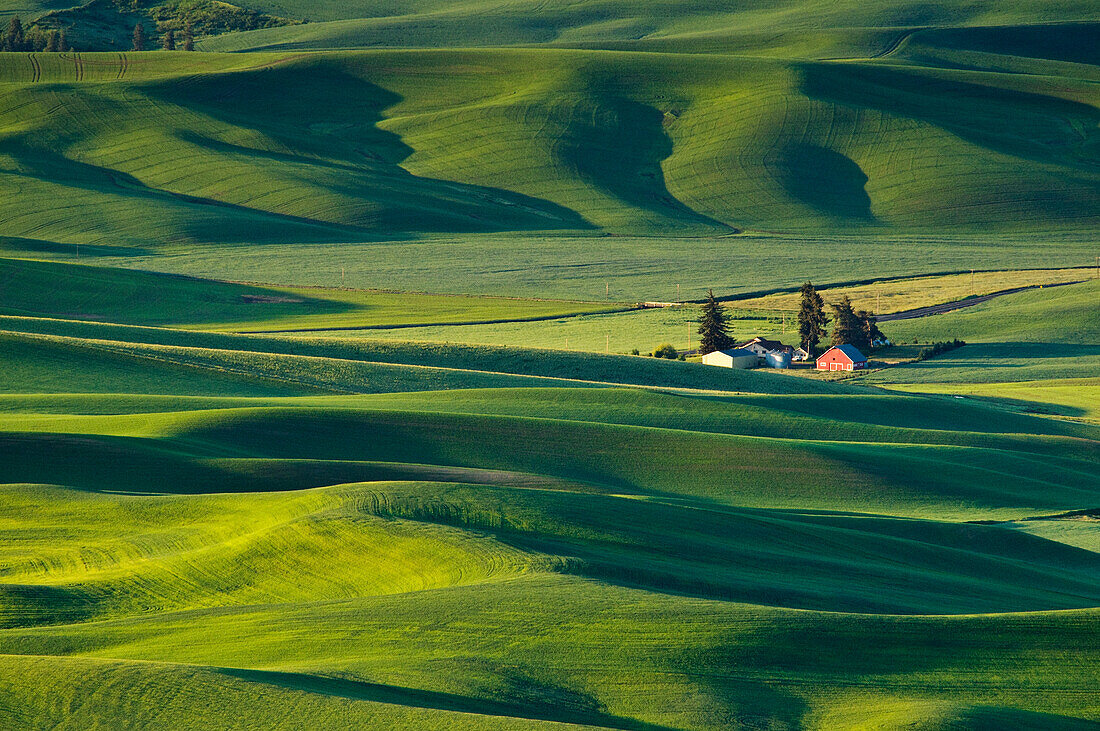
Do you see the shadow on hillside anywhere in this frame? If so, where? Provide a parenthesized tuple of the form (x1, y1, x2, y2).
(889, 343, 1100, 374)
(2, 139, 372, 245)
(773, 142, 876, 222)
(800, 62, 1100, 172)
(551, 80, 734, 231)
(144, 67, 593, 234)
(959, 394, 1088, 419)
(908, 22, 1100, 67)
(218, 668, 676, 731)
(0, 236, 152, 258)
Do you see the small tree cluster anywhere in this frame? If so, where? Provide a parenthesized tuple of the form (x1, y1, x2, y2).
(2, 17, 71, 51)
(697, 289, 733, 355)
(653, 343, 679, 359)
(915, 339, 965, 362)
(830, 296, 888, 351)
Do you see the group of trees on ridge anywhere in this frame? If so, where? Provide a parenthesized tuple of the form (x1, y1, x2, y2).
(2, 17, 68, 52)
(1, 0, 301, 53)
(132, 21, 195, 50)
(696, 283, 887, 357)
(1, 16, 198, 52)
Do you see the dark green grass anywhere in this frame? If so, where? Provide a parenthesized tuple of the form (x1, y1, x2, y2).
(3, 396, 1095, 519)
(0, 316, 854, 394)
(0, 257, 618, 331)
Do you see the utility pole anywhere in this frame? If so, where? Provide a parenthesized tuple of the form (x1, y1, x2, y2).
(606, 282, 609, 299)
(677, 283, 680, 302)
(341, 267, 345, 288)
(606, 333, 609, 354)
(970, 269, 975, 296)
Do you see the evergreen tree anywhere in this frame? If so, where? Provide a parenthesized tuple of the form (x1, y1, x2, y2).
(59, 28, 69, 53)
(697, 288, 734, 355)
(46, 30, 59, 52)
(857, 309, 885, 349)
(162, 28, 175, 50)
(7, 17, 25, 52)
(830, 296, 862, 347)
(182, 22, 194, 51)
(132, 23, 145, 51)
(796, 281, 828, 355)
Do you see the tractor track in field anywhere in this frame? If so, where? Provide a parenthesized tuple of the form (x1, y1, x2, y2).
(27, 53, 40, 83)
(872, 28, 919, 59)
(877, 280, 1084, 321)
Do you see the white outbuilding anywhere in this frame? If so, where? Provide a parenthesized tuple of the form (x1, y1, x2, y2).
(701, 348, 758, 369)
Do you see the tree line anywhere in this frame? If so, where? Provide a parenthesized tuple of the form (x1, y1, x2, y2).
(1, 16, 198, 52)
(796, 282, 884, 354)
(696, 283, 886, 356)
(2, 17, 69, 52)
(132, 21, 196, 50)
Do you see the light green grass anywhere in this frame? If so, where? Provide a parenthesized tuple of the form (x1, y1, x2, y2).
(2, 7, 1099, 727)
(735, 268, 1095, 315)
(886, 379, 1100, 423)
(34, 232, 1098, 303)
(863, 280, 1100, 384)
(0, 257, 618, 331)
(310, 305, 794, 355)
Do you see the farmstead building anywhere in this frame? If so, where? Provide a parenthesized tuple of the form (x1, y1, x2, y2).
(701, 348, 758, 369)
(816, 345, 867, 371)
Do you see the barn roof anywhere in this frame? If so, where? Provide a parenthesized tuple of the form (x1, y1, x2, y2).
(716, 348, 757, 358)
(830, 344, 867, 362)
(738, 337, 790, 352)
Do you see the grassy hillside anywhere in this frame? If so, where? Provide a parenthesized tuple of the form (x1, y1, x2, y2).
(865, 280, 1100, 384)
(2, 1, 1098, 726)
(3, 305, 1098, 727)
(195, 0, 1100, 51)
(1, 379, 1098, 726)
(0, 314, 854, 394)
(0, 47, 1093, 252)
(0, 257, 619, 331)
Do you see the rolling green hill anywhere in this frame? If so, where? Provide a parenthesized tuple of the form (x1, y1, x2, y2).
(865, 279, 1100, 384)
(0, 46, 1093, 252)
(2, 1, 1099, 727)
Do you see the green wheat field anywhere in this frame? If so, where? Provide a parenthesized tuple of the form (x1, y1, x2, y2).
(0, 0, 1097, 727)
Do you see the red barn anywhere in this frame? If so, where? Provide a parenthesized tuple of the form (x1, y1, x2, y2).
(816, 344, 867, 371)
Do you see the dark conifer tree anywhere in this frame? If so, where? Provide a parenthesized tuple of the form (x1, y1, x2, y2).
(46, 30, 59, 52)
(697, 288, 734, 355)
(857, 309, 885, 349)
(59, 28, 69, 52)
(162, 28, 175, 50)
(7, 17, 25, 52)
(182, 22, 194, 51)
(132, 23, 145, 51)
(830, 296, 862, 347)
(796, 281, 828, 355)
